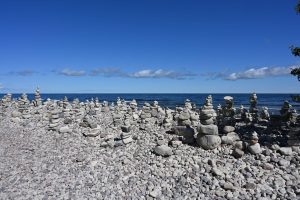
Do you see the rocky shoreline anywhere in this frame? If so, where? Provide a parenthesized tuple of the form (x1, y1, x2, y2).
(0, 90, 299, 199)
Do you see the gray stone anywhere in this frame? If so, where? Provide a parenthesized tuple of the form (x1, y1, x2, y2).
(197, 135, 221, 150)
(121, 125, 131, 133)
(154, 145, 173, 157)
(223, 126, 235, 134)
(122, 137, 133, 144)
(212, 167, 224, 177)
(11, 111, 22, 118)
(221, 136, 234, 145)
(278, 147, 293, 156)
(223, 182, 236, 191)
(59, 126, 71, 133)
(198, 124, 218, 135)
(262, 163, 274, 170)
(201, 118, 214, 125)
(278, 159, 290, 167)
(232, 148, 244, 158)
(248, 143, 262, 154)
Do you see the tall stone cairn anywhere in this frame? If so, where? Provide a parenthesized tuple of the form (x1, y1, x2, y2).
(197, 95, 221, 150)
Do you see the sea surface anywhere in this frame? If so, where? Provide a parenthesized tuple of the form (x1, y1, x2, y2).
(1, 93, 300, 115)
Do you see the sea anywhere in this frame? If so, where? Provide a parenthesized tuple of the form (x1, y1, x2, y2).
(1, 93, 300, 115)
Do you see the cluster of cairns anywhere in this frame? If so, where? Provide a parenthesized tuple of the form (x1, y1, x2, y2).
(1, 88, 300, 158)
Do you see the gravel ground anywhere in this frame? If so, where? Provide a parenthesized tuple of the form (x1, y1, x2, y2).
(0, 110, 300, 200)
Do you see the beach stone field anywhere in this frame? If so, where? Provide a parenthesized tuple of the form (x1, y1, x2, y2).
(0, 91, 300, 199)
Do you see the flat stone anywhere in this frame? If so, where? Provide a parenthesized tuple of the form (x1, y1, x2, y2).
(154, 145, 173, 157)
(201, 118, 214, 125)
(122, 137, 133, 144)
(198, 124, 218, 135)
(59, 126, 72, 133)
(223, 126, 235, 134)
(83, 129, 100, 137)
(278, 147, 293, 156)
(278, 159, 290, 167)
(223, 182, 236, 191)
(212, 167, 224, 177)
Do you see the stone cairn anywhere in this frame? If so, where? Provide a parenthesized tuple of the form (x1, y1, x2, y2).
(102, 101, 110, 113)
(33, 87, 42, 107)
(220, 96, 236, 126)
(62, 96, 72, 125)
(18, 93, 31, 119)
(177, 99, 199, 127)
(197, 95, 221, 150)
(120, 122, 133, 144)
(1, 93, 12, 106)
(280, 100, 292, 124)
(139, 102, 152, 130)
(48, 107, 61, 131)
(221, 125, 240, 145)
(94, 97, 101, 114)
(247, 131, 262, 154)
(288, 109, 300, 147)
(80, 115, 100, 137)
(163, 108, 174, 130)
(260, 106, 270, 122)
(112, 109, 123, 127)
(249, 92, 258, 122)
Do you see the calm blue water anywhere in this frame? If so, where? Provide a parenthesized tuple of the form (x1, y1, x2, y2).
(1, 93, 299, 114)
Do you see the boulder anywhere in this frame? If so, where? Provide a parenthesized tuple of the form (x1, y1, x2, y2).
(197, 135, 221, 150)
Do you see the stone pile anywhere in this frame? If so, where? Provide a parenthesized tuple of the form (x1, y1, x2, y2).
(249, 93, 258, 121)
(197, 96, 221, 150)
(129, 99, 138, 112)
(33, 87, 42, 107)
(221, 125, 240, 145)
(163, 108, 174, 129)
(140, 102, 153, 130)
(280, 101, 292, 123)
(48, 109, 61, 131)
(248, 131, 262, 154)
(112, 110, 123, 127)
(221, 96, 235, 126)
(62, 96, 72, 124)
(18, 93, 31, 119)
(102, 101, 110, 112)
(94, 97, 101, 113)
(153, 135, 173, 157)
(80, 115, 100, 137)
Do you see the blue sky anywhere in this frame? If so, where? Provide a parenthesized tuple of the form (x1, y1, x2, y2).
(0, 0, 299, 93)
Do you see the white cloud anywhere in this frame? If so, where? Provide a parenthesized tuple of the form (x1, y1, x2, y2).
(130, 69, 196, 79)
(59, 68, 86, 76)
(0, 83, 3, 89)
(90, 68, 125, 77)
(225, 66, 295, 80)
